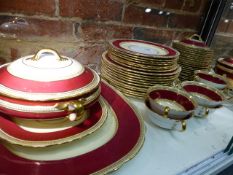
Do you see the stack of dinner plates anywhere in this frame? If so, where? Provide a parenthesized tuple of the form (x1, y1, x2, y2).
(100, 39, 180, 99)
(172, 34, 213, 81)
(215, 57, 233, 88)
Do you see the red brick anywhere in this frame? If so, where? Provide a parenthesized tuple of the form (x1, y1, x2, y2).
(60, 0, 123, 21)
(165, 0, 184, 10)
(133, 27, 176, 44)
(124, 5, 168, 27)
(10, 48, 19, 59)
(69, 44, 106, 66)
(77, 23, 133, 41)
(0, 57, 7, 65)
(0, 16, 74, 40)
(227, 21, 233, 34)
(216, 19, 229, 33)
(168, 14, 201, 30)
(0, 0, 55, 16)
(137, 0, 164, 7)
(182, 0, 202, 12)
(199, 0, 210, 14)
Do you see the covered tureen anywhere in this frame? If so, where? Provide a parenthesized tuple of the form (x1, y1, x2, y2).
(0, 49, 100, 121)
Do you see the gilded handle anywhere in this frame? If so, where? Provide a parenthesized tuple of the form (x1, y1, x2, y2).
(32, 49, 66, 61)
(194, 75, 199, 81)
(204, 107, 209, 117)
(55, 99, 85, 121)
(163, 106, 170, 118)
(172, 78, 181, 89)
(180, 120, 186, 131)
(188, 34, 203, 41)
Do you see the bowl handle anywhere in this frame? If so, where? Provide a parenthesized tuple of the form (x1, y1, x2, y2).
(195, 106, 209, 117)
(55, 99, 85, 121)
(188, 34, 203, 41)
(172, 78, 182, 89)
(163, 106, 170, 118)
(31, 49, 67, 61)
(175, 120, 186, 131)
(180, 120, 186, 131)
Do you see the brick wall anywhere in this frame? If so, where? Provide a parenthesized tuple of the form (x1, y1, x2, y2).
(0, 0, 208, 65)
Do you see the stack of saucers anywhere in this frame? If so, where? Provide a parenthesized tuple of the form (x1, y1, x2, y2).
(100, 39, 180, 99)
(172, 34, 214, 81)
(215, 57, 233, 88)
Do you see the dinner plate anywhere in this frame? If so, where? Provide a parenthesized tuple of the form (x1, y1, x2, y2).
(0, 81, 145, 175)
(110, 39, 179, 58)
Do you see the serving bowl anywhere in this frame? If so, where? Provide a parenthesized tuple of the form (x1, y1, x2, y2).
(146, 85, 197, 120)
(181, 81, 225, 117)
(194, 70, 227, 90)
(145, 99, 187, 131)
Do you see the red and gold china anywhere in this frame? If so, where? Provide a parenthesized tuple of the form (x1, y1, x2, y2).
(102, 51, 181, 76)
(181, 81, 225, 108)
(217, 57, 233, 69)
(146, 85, 197, 120)
(215, 63, 233, 79)
(0, 49, 100, 120)
(145, 99, 188, 131)
(109, 39, 179, 58)
(0, 81, 145, 175)
(172, 34, 214, 81)
(0, 97, 108, 147)
(101, 39, 180, 98)
(180, 34, 207, 48)
(215, 58, 233, 89)
(215, 64, 233, 74)
(194, 70, 227, 90)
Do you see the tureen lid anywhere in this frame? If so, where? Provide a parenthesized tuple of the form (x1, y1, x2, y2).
(181, 34, 207, 47)
(0, 49, 100, 101)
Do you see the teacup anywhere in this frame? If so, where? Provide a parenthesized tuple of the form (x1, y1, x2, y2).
(181, 81, 225, 117)
(147, 85, 197, 120)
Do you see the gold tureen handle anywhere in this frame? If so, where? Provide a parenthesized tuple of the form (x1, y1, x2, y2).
(32, 49, 67, 61)
(188, 34, 203, 41)
(55, 99, 86, 121)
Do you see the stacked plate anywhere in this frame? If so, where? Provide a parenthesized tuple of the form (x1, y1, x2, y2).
(215, 57, 233, 88)
(101, 39, 180, 99)
(172, 34, 214, 81)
